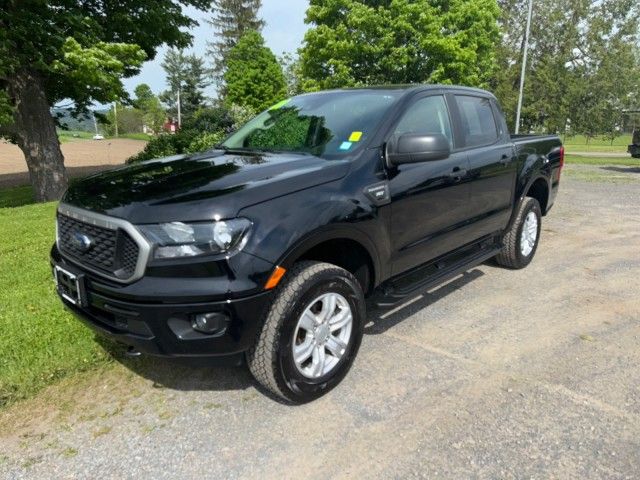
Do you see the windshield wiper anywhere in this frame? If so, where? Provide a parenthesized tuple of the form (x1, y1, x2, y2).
(216, 145, 266, 155)
(259, 148, 312, 155)
(217, 145, 312, 156)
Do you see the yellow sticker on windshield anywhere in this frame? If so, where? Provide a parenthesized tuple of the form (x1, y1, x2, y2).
(269, 98, 291, 110)
(349, 131, 363, 142)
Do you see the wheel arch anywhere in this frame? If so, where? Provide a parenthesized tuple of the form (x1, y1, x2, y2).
(526, 176, 550, 215)
(506, 174, 550, 233)
(276, 226, 381, 295)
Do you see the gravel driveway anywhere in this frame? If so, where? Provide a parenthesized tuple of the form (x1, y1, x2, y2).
(1, 164, 639, 479)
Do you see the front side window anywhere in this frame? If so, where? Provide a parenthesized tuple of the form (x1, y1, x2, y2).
(455, 95, 498, 147)
(222, 90, 403, 158)
(393, 95, 453, 148)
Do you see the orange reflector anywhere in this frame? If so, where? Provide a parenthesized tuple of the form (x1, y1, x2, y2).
(264, 266, 286, 290)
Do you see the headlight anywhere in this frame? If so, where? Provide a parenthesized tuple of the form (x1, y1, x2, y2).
(138, 218, 252, 259)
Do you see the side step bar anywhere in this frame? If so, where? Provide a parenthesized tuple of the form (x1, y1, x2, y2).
(371, 243, 502, 308)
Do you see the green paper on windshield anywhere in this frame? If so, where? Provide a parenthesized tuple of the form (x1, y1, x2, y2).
(269, 98, 291, 110)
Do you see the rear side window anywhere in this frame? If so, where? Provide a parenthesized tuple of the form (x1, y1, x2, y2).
(393, 95, 453, 148)
(455, 95, 498, 147)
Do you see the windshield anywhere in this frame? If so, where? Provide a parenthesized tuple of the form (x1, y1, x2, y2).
(222, 90, 403, 157)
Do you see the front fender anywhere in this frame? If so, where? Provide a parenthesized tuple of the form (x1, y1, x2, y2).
(238, 181, 388, 287)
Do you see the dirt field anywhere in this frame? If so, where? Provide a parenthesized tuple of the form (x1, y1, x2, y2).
(0, 139, 146, 188)
(0, 163, 639, 479)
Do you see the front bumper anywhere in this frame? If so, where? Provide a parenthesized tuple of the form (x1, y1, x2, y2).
(51, 246, 275, 360)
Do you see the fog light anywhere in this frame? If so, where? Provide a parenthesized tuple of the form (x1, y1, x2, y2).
(191, 312, 229, 335)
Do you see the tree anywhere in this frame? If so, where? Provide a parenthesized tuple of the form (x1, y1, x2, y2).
(299, 0, 501, 91)
(224, 31, 287, 111)
(207, 0, 265, 85)
(493, 0, 640, 135)
(0, 1, 210, 202)
(160, 49, 210, 123)
(103, 104, 144, 136)
(133, 84, 156, 110)
(493, 0, 589, 132)
(279, 52, 304, 97)
(134, 84, 166, 134)
(100, 84, 163, 137)
(569, 1, 639, 142)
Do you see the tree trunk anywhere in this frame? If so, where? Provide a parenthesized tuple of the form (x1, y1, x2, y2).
(7, 69, 67, 202)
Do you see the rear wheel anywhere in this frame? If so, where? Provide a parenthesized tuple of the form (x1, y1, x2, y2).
(247, 261, 365, 403)
(495, 197, 542, 269)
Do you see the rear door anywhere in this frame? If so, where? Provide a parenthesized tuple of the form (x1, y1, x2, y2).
(451, 94, 516, 238)
(387, 93, 471, 275)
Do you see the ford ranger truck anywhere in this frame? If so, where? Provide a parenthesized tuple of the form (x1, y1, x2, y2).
(51, 86, 563, 403)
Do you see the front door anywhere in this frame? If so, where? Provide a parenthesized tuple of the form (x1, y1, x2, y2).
(387, 94, 472, 276)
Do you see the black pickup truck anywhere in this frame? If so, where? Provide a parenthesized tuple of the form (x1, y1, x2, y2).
(52, 85, 563, 402)
(628, 129, 640, 158)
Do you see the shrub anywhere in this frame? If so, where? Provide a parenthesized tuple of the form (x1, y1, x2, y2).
(186, 130, 226, 153)
(126, 132, 195, 163)
(126, 104, 258, 163)
(228, 104, 256, 130)
(184, 106, 234, 134)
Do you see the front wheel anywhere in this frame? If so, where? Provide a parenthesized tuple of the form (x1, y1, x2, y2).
(495, 197, 542, 269)
(247, 261, 365, 403)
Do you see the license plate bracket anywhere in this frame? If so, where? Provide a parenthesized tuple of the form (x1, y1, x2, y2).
(54, 265, 87, 307)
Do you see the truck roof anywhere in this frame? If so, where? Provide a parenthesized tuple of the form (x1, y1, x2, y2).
(313, 84, 496, 99)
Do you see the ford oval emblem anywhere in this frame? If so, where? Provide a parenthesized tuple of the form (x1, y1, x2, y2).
(71, 231, 93, 252)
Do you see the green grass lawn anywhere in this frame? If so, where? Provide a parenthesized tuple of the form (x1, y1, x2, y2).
(565, 154, 638, 166)
(57, 130, 96, 143)
(119, 133, 152, 141)
(562, 134, 632, 153)
(0, 185, 35, 208)
(57, 130, 150, 143)
(0, 197, 112, 408)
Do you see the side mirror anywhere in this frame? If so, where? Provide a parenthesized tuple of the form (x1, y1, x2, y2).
(387, 133, 451, 165)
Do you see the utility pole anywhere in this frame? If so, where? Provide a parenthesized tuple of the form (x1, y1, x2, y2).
(176, 86, 182, 129)
(113, 102, 118, 138)
(515, 0, 534, 134)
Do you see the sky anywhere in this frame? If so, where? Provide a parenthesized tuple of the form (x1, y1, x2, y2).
(122, 0, 310, 98)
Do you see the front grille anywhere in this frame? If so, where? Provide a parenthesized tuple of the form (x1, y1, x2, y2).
(120, 234, 139, 277)
(57, 212, 140, 280)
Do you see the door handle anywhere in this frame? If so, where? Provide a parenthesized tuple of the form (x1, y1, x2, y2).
(448, 167, 467, 182)
(500, 154, 512, 165)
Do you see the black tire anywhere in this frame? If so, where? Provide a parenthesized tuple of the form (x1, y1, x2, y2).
(495, 197, 542, 269)
(247, 261, 366, 403)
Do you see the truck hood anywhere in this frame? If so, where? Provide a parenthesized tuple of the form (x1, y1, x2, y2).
(62, 150, 350, 224)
